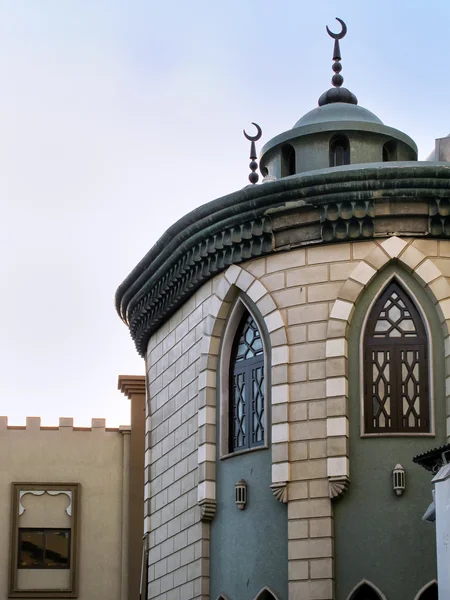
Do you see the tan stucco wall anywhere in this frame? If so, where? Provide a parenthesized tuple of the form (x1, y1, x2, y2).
(145, 237, 450, 600)
(0, 417, 128, 600)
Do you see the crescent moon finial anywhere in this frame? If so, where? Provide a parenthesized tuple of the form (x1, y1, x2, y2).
(243, 122, 262, 142)
(326, 17, 347, 40)
(243, 122, 263, 185)
(318, 17, 358, 106)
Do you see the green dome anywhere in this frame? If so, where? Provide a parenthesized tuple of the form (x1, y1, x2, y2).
(294, 102, 383, 128)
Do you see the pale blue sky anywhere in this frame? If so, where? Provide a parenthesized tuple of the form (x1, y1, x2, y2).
(0, 1, 448, 426)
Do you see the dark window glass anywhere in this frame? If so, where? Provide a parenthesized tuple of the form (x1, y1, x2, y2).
(256, 591, 277, 600)
(230, 312, 265, 452)
(330, 135, 350, 167)
(281, 144, 295, 177)
(382, 140, 397, 162)
(18, 529, 70, 569)
(350, 583, 382, 600)
(364, 282, 429, 433)
(418, 583, 438, 600)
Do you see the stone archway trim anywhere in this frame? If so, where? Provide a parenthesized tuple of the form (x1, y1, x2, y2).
(197, 265, 291, 519)
(325, 236, 450, 496)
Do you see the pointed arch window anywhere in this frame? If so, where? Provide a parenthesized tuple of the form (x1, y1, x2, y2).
(364, 281, 430, 433)
(229, 311, 265, 452)
(349, 582, 383, 600)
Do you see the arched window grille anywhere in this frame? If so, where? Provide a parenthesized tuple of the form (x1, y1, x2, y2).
(416, 582, 438, 600)
(281, 144, 296, 177)
(229, 311, 265, 452)
(349, 582, 383, 600)
(364, 281, 430, 433)
(330, 135, 350, 167)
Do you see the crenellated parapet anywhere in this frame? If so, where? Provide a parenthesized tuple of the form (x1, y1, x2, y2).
(0, 416, 124, 432)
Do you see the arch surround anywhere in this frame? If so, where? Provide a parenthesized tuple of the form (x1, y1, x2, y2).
(325, 236, 450, 496)
(254, 586, 281, 600)
(197, 264, 290, 519)
(346, 579, 387, 600)
(413, 580, 438, 600)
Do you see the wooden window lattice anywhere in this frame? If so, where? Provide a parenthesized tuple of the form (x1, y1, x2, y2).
(364, 282, 429, 433)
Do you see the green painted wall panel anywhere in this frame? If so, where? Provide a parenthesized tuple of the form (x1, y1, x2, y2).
(334, 265, 445, 600)
(210, 448, 288, 600)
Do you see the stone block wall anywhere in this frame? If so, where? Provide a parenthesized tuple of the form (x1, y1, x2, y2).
(145, 237, 450, 600)
(146, 283, 215, 600)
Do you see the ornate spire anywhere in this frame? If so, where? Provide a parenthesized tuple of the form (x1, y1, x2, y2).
(243, 123, 262, 185)
(318, 18, 358, 107)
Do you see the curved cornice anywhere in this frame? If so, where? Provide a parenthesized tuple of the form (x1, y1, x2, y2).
(116, 162, 450, 356)
(260, 121, 418, 160)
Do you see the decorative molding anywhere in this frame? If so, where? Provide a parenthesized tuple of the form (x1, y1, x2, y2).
(118, 374, 146, 399)
(321, 200, 375, 243)
(19, 490, 73, 516)
(198, 498, 216, 521)
(270, 481, 288, 503)
(430, 199, 450, 236)
(116, 164, 450, 356)
(329, 475, 350, 499)
(128, 218, 273, 356)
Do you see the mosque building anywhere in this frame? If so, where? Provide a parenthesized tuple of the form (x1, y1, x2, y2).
(115, 18, 449, 600)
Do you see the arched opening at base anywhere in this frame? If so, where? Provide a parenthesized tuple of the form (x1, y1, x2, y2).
(415, 581, 438, 600)
(349, 582, 384, 600)
(254, 588, 279, 600)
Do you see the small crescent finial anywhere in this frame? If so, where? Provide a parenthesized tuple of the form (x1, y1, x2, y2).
(243, 122, 262, 142)
(243, 122, 263, 185)
(326, 17, 347, 40)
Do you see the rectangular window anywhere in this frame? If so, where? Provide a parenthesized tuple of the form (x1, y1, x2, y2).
(9, 483, 79, 598)
(18, 529, 71, 569)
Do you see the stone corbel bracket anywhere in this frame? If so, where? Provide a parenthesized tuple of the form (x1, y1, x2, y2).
(19, 490, 73, 516)
(198, 498, 217, 521)
(270, 482, 288, 503)
(329, 476, 350, 499)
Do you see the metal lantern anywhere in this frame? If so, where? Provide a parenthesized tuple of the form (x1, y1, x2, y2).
(393, 464, 406, 496)
(235, 479, 247, 510)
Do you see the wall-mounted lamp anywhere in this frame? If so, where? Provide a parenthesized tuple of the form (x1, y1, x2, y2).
(235, 480, 247, 510)
(393, 464, 406, 496)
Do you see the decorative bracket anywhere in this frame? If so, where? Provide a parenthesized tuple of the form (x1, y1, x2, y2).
(19, 490, 73, 516)
(329, 476, 350, 499)
(198, 498, 216, 521)
(270, 482, 288, 503)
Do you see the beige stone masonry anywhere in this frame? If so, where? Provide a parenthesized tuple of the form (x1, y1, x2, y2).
(144, 237, 450, 600)
(325, 237, 450, 508)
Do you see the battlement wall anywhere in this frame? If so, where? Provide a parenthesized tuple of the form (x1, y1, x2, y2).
(0, 416, 130, 432)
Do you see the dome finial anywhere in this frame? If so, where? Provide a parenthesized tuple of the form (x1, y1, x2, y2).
(243, 123, 262, 185)
(318, 18, 358, 107)
(326, 17, 347, 89)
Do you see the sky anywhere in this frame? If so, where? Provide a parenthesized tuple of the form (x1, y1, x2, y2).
(0, 0, 449, 427)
